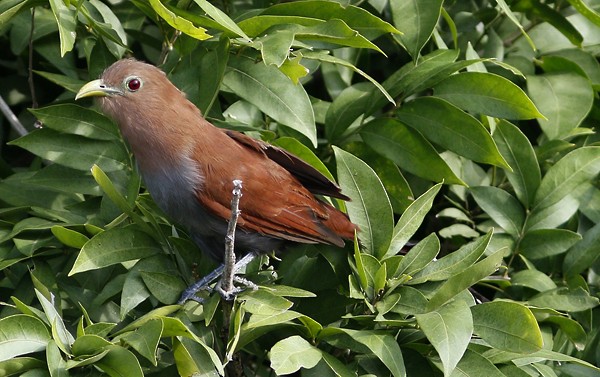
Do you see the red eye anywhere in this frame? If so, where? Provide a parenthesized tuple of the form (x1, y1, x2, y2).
(127, 78, 141, 91)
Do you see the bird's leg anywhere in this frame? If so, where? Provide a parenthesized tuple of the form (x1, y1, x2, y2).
(178, 180, 258, 304)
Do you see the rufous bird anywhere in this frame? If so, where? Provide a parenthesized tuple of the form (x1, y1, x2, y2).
(76, 58, 358, 301)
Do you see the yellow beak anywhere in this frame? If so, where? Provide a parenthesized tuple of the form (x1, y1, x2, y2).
(75, 79, 123, 100)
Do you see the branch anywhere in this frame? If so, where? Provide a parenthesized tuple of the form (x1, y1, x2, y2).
(0, 95, 28, 137)
(221, 179, 243, 295)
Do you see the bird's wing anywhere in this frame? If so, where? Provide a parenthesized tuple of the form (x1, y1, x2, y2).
(224, 130, 350, 200)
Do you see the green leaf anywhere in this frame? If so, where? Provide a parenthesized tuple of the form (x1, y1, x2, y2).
(532, 147, 600, 212)
(433, 72, 544, 119)
(9, 128, 129, 172)
(301, 51, 394, 104)
(426, 248, 505, 310)
(0, 357, 45, 376)
(252, 30, 294, 67)
(360, 118, 464, 185)
(34, 70, 85, 92)
(519, 229, 581, 259)
(270, 336, 322, 375)
(140, 271, 186, 304)
(528, 287, 599, 312)
(511, 269, 557, 292)
(118, 319, 162, 366)
(416, 300, 472, 377)
(197, 38, 229, 115)
(493, 120, 541, 208)
(410, 230, 493, 284)
(240, 288, 294, 315)
(472, 301, 543, 354)
(387, 183, 441, 258)
(193, 0, 249, 40)
(51, 226, 89, 249)
(0, 315, 50, 362)
(527, 73, 594, 139)
(450, 349, 506, 377)
(148, 0, 211, 40)
(296, 19, 383, 52)
(47, 339, 68, 377)
(324, 82, 372, 141)
(223, 54, 317, 146)
(564, 222, 600, 276)
(173, 337, 222, 376)
(69, 225, 162, 275)
(470, 186, 525, 237)
(391, 0, 443, 59)
(496, 0, 536, 50)
(30, 104, 118, 140)
(48, 0, 76, 56)
(394, 233, 440, 278)
(95, 345, 144, 377)
(397, 97, 509, 169)
(25, 164, 100, 196)
(35, 289, 74, 355)
(319, 328, 406, 377)
(334, 146, 393, 258)
(260, 0, 399, 39)
(566, 0, 600, 27)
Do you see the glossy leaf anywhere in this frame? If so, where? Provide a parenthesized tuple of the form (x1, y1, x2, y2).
(9, 128, 129, 172)
(148, 0, 211, 40)
(398, 97, 509, 168)
(564, 222, 600, 276)
(434, 72, 544, 119)
(320, 328, 406, 377)
(386, 183, 441, 258)
(391, 0, 443, 59)
(426, 248, 505, 310)
(118, 319, 163, 366)
(302, 51, 394, 103)
(493, 120, 541, 208)
(528, 287, 599, 312)
(450, 349, 506, 377)
(410, 231, 493, 284)
(0, 315, 50, 362)
(69, 225, 162, 275)
(30, 104, 119, 140)
(519, 229, 581, 259)
(472, 301, 542, 354)
(260, 0, 399, 39)
(394, 233, 440, 277)
(223, 54, 317, 146)
(416, 299, 472, 377)
(193, 0, 249, 40)
(470, 186, 525, 237)
(360, 118, 464, 185)
(532, 147, 600, 211)
(48, 0, 76, 56)
(96, 345, 144, 377)
(334, 146, 393, 258)
(527, 73, 594, 139)
(51, 226, 89, 249)
(270, 336, 322, 375)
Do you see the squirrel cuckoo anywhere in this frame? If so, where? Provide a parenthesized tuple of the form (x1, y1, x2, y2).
(76, 59, 357, 302)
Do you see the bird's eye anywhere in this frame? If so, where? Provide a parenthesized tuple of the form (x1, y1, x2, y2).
(125, 77, 142, 92)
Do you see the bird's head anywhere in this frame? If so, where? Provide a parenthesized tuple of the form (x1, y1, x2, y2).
(75, 58, 189, 138)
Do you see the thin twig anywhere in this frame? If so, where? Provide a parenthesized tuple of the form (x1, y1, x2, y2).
(0, 96, 28, 137)
(28, 8, 38, 110)
(222, 179, 243, 295)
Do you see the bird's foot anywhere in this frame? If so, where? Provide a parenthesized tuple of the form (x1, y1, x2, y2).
(178, 252, 258, 304)
(215, 275, 258, 301)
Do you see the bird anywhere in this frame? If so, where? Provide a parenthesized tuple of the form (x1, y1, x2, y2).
(75, 58, 358, 302)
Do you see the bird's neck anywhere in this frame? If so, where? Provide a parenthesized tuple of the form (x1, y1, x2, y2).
(118, 102, 205, 174)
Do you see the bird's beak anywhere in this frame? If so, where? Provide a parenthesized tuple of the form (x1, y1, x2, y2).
(75, 79, 123, 100)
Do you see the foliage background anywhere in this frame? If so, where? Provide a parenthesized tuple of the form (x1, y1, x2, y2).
(1, 0, 600, 376)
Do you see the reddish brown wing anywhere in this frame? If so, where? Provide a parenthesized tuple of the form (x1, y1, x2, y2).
(191, 126, 354, 246)
(224, 130, 350, 200)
